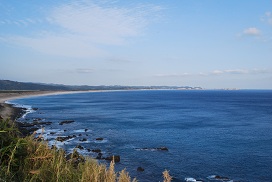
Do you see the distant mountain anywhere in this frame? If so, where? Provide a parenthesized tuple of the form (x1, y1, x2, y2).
(0, 80, 202, 91)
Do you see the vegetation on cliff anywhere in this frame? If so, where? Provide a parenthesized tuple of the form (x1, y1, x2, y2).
(0, 119, 172, 182)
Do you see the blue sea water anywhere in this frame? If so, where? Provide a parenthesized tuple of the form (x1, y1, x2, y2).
(10, 90, 272, 182)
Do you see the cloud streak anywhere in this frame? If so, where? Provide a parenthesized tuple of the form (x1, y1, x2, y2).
(243, 27, 261, 36)
(262, 11, 272, 25)
(76, 68, 94, 74)
(2, 0, 162, 58)
(155, 68, 272, 78)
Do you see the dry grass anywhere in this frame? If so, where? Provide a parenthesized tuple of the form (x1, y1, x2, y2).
(1, 118, 171, 181)
(0, 118, 140, 182)
(163, 170, 172, 182)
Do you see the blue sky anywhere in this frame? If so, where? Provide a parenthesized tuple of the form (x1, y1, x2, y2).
(1, 0, 272, 89)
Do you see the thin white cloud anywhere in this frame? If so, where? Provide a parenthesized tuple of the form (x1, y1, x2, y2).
(0, 18, 42, 26)
(2, 1, 162, 58)
(155, 68, 272, 78)
(76, 68, 94, 74)
(264, 11, 272, 25)
(243, 27, 261, 36)
(6, 34, 105, 58)
(155, 73, 191, 77)
(212, 69, 249, 75)
(211, 68, 272, 75)
(48, 1, 148, 45)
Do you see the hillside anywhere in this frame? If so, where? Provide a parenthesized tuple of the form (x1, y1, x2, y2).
(0, 80, 71, 91)
(0, 80, 202, 91)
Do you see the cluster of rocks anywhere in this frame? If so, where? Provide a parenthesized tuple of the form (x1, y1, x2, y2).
(20, 118, 168, 174)
(65, 150, 85, 167)
(135, 147, 169, 151)
(17, 118, 52, 127)
(15, 119, 76, 135)
(59, 120, 75, 125)
(185, 175, 234, 182)
(16, 118, 53, 135)
(56, 135, 76, 142)
(207, 175, 233, 181)
(72, 143, 121, 162)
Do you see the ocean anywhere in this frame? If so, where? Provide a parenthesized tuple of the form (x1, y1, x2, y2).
(9, 90, 272, 182)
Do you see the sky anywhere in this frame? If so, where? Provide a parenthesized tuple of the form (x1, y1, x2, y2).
(1, 0, 272, 89)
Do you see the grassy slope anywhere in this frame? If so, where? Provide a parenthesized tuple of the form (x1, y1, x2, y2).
(0, 119, 172, 182)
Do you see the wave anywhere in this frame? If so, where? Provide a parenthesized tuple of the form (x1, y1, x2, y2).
(5, 100, 35, 119)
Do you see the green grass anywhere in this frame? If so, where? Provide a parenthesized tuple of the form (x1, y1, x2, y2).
(0, 118, 172, 182)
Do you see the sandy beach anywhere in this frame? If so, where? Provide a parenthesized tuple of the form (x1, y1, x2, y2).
(0, 91, 85, 120)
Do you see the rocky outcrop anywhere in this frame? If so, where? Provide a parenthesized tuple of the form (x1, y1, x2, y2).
(59, 120, 75, 125)
(75, 145, 84, 150)
(16, 120, 52, 127)
(207, 175, 230, 181)
(96, 137, 104, 141)
(136, 146, 169, 151)
(66, 150, 85, 167)
(79, 138, 87, 142)
(56, 135, 75, 142)
(157, 147, 168, 151)
(96, 153, 103, 159)
(137, 167, 144, 172)
(92, 149, 101, 153)
(105, 155, 120, 162)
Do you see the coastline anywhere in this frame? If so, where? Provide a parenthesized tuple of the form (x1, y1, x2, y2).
(0, 90, 90, 120)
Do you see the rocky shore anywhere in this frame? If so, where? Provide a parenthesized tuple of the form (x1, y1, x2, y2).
(0, 90, 127, 163)
(0, 90, 91, 120)
(0, 91, 83, 136)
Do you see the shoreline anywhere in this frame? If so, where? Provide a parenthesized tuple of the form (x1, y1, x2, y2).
(0, 90, 92, 120)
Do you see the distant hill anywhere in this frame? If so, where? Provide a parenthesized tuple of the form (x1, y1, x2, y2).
(0, 80, 202, 91)
(0, 80, 71, 91)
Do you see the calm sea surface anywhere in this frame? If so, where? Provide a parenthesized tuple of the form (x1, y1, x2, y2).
(10, 90, 272, 182)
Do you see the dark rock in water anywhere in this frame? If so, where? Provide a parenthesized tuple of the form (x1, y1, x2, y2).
(56, 135, 75, 142)
(105, 155, 120, 162)
(214, 175, 230, 180)
(137, 167, 145, 172)
(157, 147, 168, 151)
(87, 148, 91, 152)
(92, 149, 101, 153)
(59, 120, 75, 125)
(17, 122, 35, 127)
(86, 134, 88, 136)
(96, 153, 103, 159)
(32, 108, 39, 111)
(51, 145, 57, 150)
(64, 129, 67, 132)
(27, 127, 39, 133)
(38, 121, 52, 125)
(33, 118, 42, 122)
(207, 175, 230, 181)
(96, 137, 103, 141)
(75, 145, 84, 150)
(50, 132, 56, 135)
(79, 138, 87, 142)
(78, 134, 82, 136)
(35, 137, 44, 142)
(84, 128, 88, 132)
(136, 147, 169, 151)
(66, 150, 85, 167)
(18, 120, 52, 127)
